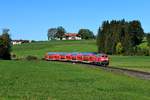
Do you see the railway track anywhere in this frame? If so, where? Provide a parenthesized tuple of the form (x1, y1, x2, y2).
(100, 66, 150, 80)
(52, 61, 150, 80)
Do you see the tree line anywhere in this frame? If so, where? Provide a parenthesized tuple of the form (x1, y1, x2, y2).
(47, 26, 95, 40)
(97, 19, 150, 55)
(146, 33, 150, 47)
(0, 29, 11, 60)
(0, 20, 150, 60)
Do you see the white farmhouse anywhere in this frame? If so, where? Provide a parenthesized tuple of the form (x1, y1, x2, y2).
(63, 33, 81, 40)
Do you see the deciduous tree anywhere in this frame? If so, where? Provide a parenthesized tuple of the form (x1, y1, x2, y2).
(0, 29, 11, 60)
(56, 26, 66, 40)
(47, 28, 57, 40)
(78, 29, 94, 40)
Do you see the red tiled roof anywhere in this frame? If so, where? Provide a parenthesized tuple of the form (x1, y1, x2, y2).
(64, 33, 80, 37)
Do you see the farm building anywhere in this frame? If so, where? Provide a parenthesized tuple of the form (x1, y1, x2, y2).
(12, 40, 31, 45)
(63, 33, 81, 40)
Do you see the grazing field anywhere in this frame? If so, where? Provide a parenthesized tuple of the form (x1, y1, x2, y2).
(0, 60, 150, 100)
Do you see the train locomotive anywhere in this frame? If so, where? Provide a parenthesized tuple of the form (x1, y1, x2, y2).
(45, 52, 109, 67)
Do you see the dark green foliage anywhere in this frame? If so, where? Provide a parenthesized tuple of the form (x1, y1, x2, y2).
(47, 26, 66, 40)
(129, 21, 144, 46)
(136, 47, 149, 56)
(116, 42, 123, 55)
(78, 29, 95, 40)
(147, 34, 150, 47)
(11, 53, 17, 59)
(25, 55, 38, 61)
(56, 26, 66, 40)
(47, 28, 57, 40)
(0, 30, 11, 60)
(97, 19, 144, 55)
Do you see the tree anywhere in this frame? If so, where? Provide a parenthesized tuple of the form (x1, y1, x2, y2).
(147, 34, 150, 47)
(2, 28, 10, 34)
(97, 26, 105, 53)
(56, 26, 66, 40)
(0, 37, 5, 59)
(78, 29, 94, 40)
(47, 28, 57, 40)
(129, 20, 144, 47)
(116, 42, 123, 55)
(0, 29, 11, 60)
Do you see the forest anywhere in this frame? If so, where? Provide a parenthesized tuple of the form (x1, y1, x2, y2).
(97, 19, 150, 55)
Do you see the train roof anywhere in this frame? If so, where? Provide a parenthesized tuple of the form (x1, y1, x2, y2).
(47, 52, 97, 55)
(46, 52, 108, 57)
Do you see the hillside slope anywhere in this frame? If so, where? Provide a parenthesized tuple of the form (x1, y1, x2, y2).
(12, 40, 97, 58)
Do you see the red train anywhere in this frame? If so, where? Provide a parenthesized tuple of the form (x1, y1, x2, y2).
(45, 52, 109, 66)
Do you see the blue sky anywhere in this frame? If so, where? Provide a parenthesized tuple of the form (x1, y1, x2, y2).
(0, 0, 149, 40)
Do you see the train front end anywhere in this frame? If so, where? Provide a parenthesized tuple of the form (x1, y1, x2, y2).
(95, 54, 109, 66)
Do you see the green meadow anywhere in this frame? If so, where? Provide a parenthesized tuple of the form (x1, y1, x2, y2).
(0, 60, 150, 100)
(110, 56, 150, 72)
(0, 40, 149, 99)
(12, 40, 97, 58)
(13, 40, 150, 71)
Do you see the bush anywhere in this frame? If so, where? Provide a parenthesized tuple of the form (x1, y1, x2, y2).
(11, 53, 21, 60)
(11, 53, 16, 59)
(2, 52, 11, 60)
(41, 58, 45, 60)
(116, 42, 123, 55)
(136, 47, 150, 56)
(26, 55, 38, 61)
(147, 34, 150, 47)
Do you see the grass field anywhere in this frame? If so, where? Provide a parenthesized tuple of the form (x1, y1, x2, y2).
(110, 56, 150, 72)
(12, 40, 97, 58)
(0, 40, 150, 99)
(12, 40, 150, 71)
(0, 60, 150, 100)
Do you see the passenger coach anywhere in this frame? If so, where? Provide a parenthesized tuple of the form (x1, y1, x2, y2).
(45, 52, 109, 67)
